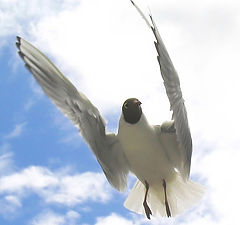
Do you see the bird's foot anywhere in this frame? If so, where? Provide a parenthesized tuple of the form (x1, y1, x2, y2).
(165, 200, 171, 217)
(162, 179, 171, 217)
(143, 201, 152, 220)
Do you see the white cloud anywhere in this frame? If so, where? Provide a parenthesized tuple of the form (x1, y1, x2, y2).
(0, 166, 58, 193)
(24, 97, 36, 111)
(45, 171, 111, 205)
(30, 210, 80, 225)
(0, 0, 81, 39)
(22, 77, 45, 111)
(0, 195, 22, 219)
(50, 109, 83, 148)
(94, 212, 175, 225)
(0, 143, 14, 175)
(0, 166, 112, 208)
(95, 213, 135, 225)
(194, 148, 240, 225)
(29, 210, 80, 225)
(5, 195, 22, 207)
(30, 210, 65, 225)
(28, 77, 44, 98)
(4, 122, 26, 140)
(65, 210, 81, 224)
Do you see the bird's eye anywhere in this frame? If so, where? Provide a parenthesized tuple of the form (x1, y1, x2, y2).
(124, 103, 128, 109)
(136, 100, 142, 106)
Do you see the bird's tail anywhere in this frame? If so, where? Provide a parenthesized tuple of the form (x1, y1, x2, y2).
(124, 174, 205, 217)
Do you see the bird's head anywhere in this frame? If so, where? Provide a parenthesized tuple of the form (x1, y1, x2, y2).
(122, 98, 142, 124)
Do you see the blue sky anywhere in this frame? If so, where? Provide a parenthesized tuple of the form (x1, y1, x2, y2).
(1, 0, 240, 224)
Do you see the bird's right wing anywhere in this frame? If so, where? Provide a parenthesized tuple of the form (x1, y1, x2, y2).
(131, 0, 192, 180)
(16, 37, 129, 192)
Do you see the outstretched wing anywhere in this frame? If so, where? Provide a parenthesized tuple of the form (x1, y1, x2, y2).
(131, 1, 192, 180)
(16, 37, 129, 191)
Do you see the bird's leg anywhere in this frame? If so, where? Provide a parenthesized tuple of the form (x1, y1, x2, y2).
(143, 180, 152, 220)
(163, 179, 171, 217)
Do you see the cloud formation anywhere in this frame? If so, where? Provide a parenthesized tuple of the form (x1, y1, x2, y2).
(0, 0, 81, 40)
(0, 166, 111, 207)
(4, 123, 26, 140)
(30, 210, 80, 225)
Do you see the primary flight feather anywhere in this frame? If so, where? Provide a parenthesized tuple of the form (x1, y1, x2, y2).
(16, 0, 204, 219)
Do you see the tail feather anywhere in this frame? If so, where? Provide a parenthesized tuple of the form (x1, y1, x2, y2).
(124, 174, 205, 217)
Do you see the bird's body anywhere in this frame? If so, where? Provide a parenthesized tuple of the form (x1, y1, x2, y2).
(117, 99, 204, 217)
(15, 0, 205, 219)
(118, 113, 176, 185)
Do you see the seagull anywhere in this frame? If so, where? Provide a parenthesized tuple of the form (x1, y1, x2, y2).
(16, 0, 204, 219)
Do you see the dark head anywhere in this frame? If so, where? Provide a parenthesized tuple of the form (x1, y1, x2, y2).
(122, 98, 142, 124)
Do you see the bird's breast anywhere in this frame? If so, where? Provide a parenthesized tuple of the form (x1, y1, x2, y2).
(117, 114, 174, 184)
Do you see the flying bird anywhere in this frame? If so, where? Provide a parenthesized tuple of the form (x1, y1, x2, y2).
(16, 0, 204, 219)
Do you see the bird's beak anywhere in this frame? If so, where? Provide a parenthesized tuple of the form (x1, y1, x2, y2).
(136, 100, 142, 106)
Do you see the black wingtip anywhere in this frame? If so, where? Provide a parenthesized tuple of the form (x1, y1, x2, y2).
(18, 51, 24, 60)
(25, 64, 31, 72)
(16, 36, 21, 43)
(130, 0, 135, 6)
(16, 36, 21, 50)
(149, 14, 154, 25)
(16, 42, 20, 49)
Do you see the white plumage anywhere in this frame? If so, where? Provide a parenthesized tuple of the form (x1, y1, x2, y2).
(125, 175, 204, 217)
(118, 114, 175, 184)
(118, 113, 204, 217)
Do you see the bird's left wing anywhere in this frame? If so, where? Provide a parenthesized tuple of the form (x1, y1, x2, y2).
(16, 36, 129, 191)
(131, 0, 192, 180)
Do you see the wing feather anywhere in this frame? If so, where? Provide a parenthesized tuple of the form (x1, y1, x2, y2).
(131, 1, 192, 180)
(16, 36, 129, 191)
